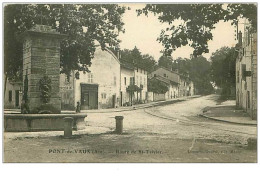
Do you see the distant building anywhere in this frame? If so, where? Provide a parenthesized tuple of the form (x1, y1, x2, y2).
(120, 61, 148, 106)
(148, 67, 180, 100)
(235, 20, 257, 120)
(179, 74, 195, 97)
(120, 61, 135, 106)
(148, 67, 195, 100)
(4, 76, 23, 109)
(60, 47, 121, 110)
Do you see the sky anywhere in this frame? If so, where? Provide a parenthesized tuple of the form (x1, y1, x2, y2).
(118, 4, 240, 61)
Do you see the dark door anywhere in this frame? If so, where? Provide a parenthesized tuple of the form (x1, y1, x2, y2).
(81, 84, 98, 110)
(112, 94, 116, 108)
(15, 90, 19, 107)
(81, 92, 89, 110)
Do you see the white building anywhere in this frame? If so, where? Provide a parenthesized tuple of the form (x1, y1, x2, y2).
(120, 61, 148, 106)
(148, 67, 180, 100)
(60, 47, 121, 110)
(236, 20, 257, 120)
(4, 76, 23, 109)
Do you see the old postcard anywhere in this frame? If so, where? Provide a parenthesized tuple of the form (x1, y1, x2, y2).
(3, 2, 257, 163)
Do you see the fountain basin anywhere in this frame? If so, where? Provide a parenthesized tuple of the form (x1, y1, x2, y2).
(4, 113, 88, 132)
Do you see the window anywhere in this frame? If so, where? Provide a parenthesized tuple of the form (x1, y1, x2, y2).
(242, 64, 246, 81)
(65, 76, 70, 82)
(88, 73, 93, 83)
(140, 77, 142, 85)
(164, 73, 166, 77)
(101, 93, 106, 99)
(130, 77, 135, 85)
(137, 68, 138, 72)
(9, 90, 12, 102)
(124, 77, 126, 85)
(154, 74, 156, 77)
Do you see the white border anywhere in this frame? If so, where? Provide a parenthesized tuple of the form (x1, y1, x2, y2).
(1, 1, 259, 181)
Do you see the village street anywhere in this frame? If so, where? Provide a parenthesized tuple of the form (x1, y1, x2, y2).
(4, 95, 257, 163)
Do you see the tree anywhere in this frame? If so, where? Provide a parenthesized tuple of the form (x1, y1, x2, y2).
(4, 4, 127, 81)
(148, 78, 169, 94)
(158, 56, 173, 70)
(137, 4, 257, 57)
(141, 54, 156, 73)
(189, 56, 214, 95)
(210, 47, 237, 98)
(120, 47, 156, 72)
(172, 56, 214, 95)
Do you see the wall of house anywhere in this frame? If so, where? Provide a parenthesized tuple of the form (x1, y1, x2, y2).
(4, 79, 23, 109)
(134, 67, 148, 102)
(153, 93, 165, 101)
(60, 73, 75, 110)
(149, 67, 179, 83)
(165, 84, 179, 99)
(236, 24, 257, 119)
(60, 47, 121, 109)
(120, 67, 134, 105)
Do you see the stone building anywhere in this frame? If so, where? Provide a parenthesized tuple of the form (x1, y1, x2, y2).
(60, 47, 121, 110)
(235, 20, 257, 120)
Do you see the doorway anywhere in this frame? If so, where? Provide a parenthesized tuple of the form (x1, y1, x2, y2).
(81, 84, 98, 110)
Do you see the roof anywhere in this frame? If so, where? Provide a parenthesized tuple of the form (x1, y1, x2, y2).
(150, 75, 171, 85)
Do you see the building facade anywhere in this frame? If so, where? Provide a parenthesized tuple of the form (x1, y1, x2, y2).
(148, 67, 180, 100)
(4, 76, 23, 109)
(120, 61, 135, 106)
(120, 61, 148, 106)
(60, 47, 121, 110)
(179, 75, 194, 97)
(236, 21, 257, 120)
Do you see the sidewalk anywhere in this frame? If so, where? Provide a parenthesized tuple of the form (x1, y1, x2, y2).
(77, 95, 200, 113)
(4, 96, 200, 114)
(200, 100, 257, 126)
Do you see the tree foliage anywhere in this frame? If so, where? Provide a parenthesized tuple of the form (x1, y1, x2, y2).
(137, 4, 257, 57)
(158, 56, 173, 70)
(120, 46, 156, 72)
(159, 55, 214, 95)
(4, 4, 127, 80)
(148, 78, 169, 94)
(210, 47, 237, 97)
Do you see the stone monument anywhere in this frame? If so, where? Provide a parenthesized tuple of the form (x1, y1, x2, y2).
(20, 25, 67, 113)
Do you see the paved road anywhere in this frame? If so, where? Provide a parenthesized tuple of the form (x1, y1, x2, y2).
(4, 95, 257, 162)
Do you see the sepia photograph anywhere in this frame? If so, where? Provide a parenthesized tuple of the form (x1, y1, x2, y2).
(2, 2, 257, 163)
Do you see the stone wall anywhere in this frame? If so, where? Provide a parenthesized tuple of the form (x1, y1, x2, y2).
(21, 25, 66, 112)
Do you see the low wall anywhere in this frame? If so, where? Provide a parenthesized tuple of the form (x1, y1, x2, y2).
(4, 113, 88, 132)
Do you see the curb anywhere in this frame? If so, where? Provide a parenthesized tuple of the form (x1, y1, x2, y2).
(72, 96, 201, 114)
(199, 114, 257, 126)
